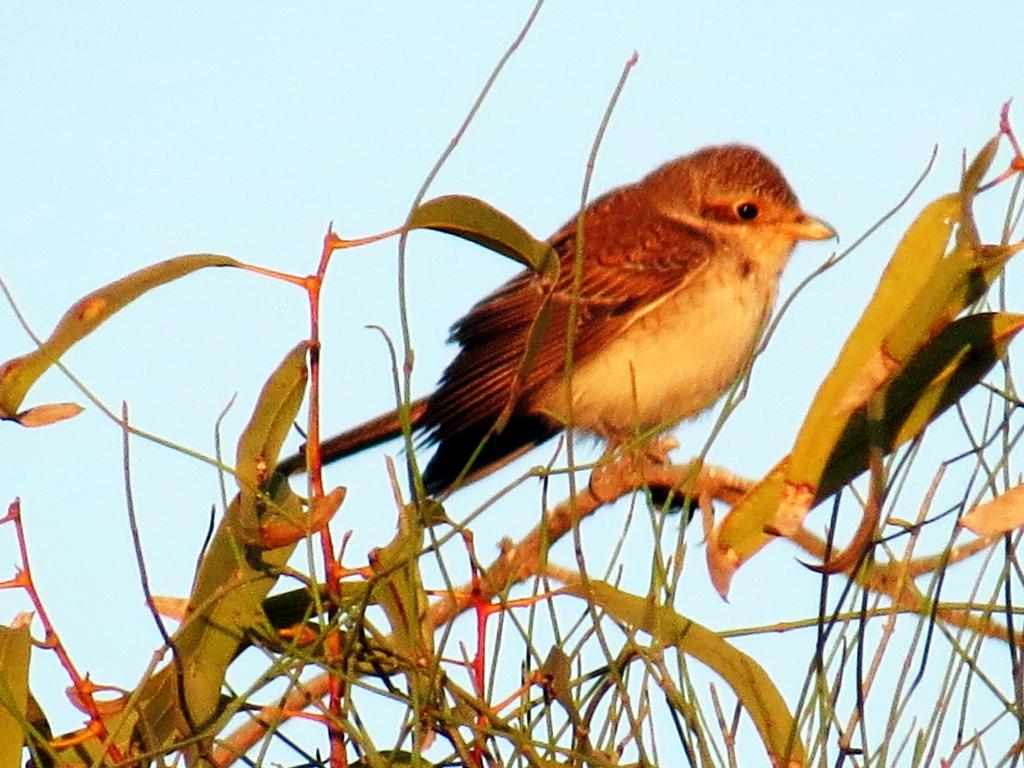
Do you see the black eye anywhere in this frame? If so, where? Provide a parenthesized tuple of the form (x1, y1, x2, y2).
(736, 202, 759, 220)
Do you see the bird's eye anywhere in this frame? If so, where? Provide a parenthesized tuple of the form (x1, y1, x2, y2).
(736, 202, 759, 221)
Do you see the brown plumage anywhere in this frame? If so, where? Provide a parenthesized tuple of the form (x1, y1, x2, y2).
(281, 145, 833, 494)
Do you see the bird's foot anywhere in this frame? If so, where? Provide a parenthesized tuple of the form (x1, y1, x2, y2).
(589, 435, 679, 502)
(641, 435, 679, 467)
(597, 434, 679, 475)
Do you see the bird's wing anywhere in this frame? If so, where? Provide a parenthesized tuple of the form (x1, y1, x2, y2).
(421, 189, 716, 439)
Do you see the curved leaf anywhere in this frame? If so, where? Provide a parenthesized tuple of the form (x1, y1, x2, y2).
(711, 312, 1024, 596)
(779, 136, 1012, 535)
(0, 253, 240, 421)
(565, 580, 804, 766)
(134, 343, 311, 755)
(408, 195, 558, 278)
(233, 341, 311, 542)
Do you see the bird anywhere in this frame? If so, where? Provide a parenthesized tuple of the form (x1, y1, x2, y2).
(278, 144, 834, 495)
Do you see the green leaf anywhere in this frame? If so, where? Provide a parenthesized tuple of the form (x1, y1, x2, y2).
(233, 341, 311, 542)
(408, 195, 558, 278)
(366, 513, 431, 664)
(0, 623, 30, 765)
(565, 580, 804, 766)
(781, 194, 959, 521)
(180, 343, 309, 720)
(823, 313, 1024, 490)
(780, 136, 1015, 534)
(133, 343, 310, 755)
(0, 253, 240, 422)
(711, 312, 1024, 596)
(960, 134, 1001, 209)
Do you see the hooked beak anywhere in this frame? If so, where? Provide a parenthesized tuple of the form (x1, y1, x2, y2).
(787, 212, 836, 242)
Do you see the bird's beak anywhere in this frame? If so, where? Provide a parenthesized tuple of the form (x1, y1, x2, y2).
(787, 213, 836, 242)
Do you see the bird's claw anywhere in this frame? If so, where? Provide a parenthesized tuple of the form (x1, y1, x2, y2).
(642, 435, 679, 466)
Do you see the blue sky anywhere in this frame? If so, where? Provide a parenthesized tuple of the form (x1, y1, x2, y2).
(2, 2, 1023, 762)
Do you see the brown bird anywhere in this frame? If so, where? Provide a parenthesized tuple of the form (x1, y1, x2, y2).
(280, 145, 834, 495)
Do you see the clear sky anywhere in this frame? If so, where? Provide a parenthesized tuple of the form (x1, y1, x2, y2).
(2, 2, 1022, 762)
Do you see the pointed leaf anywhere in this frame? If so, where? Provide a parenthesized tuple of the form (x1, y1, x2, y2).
(408, 195, 558, 277)
(233, 341, 311, 542)
(960, 134, 1001, 210)
(960, 483, 1024, 537)
(133, 343, 310, 753)
(780, 136, 1012, 534)
(180, 343, 309, 722)
(711, 312, 1024, 596)
(777, 195, 960, 530)
(0, 253, 240, 420)
(565, 580, 804, 766)
(12, 402, 84, 427)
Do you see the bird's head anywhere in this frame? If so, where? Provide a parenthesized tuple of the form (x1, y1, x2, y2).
(645, 144, 835, 264)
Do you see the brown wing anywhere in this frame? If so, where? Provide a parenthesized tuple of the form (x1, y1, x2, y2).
(419, 184, 716, 493)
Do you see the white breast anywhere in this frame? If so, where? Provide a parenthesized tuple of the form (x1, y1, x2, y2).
(532, 270, 773, 438)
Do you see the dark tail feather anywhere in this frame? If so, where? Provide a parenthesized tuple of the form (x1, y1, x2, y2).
(422, 415, 556, 496)
(276, 398, 555, 496)
(276, 397, 430, 477)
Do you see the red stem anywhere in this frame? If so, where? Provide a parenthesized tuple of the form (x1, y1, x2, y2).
(2, 499, 124, 761)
